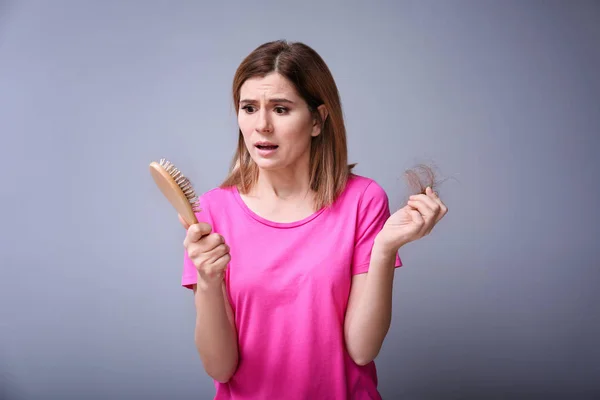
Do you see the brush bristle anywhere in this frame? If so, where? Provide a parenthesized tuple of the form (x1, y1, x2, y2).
(159, 158, 201, 213)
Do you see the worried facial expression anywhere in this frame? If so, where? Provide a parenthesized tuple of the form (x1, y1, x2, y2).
(237, 72, 325, 172)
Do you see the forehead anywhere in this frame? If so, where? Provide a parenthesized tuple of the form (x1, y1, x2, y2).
(239, 72, 298, 98)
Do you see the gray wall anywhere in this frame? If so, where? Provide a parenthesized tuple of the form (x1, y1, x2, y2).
(1, 1, 599, 399)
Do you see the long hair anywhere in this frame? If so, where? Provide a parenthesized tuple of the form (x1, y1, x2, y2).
(220, 40, 355, 211)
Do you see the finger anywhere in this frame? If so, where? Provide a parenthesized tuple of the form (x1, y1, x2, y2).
(426, 188, 448, 221)
(407, 198, 434, 221)
(409, 193, 440, 217)
(178, 214, 190, 230)
(430, 195, 448, 223)
(407, 207, 425, 234)
(202, 252, 231, 280)
(204, 233, 224, 250)
(407, 200, 435, 235)
(189, 233, 223, 255)
(212, 252, 232, 274)
(187, 222, 212, 242)
(436, 201, 448, 222)
(205, 243, 230, 264)
(410, 193, 442, 228)
(216, 252, 231, 269)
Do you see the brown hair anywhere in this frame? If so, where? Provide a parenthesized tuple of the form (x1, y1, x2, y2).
(404, 163, 442, 195)
(220, 40, 355, 211)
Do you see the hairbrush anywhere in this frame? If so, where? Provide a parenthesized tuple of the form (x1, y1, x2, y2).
(149, 158, 200, 226)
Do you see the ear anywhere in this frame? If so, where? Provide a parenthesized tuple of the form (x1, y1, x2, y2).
(311, 104, 329, 137)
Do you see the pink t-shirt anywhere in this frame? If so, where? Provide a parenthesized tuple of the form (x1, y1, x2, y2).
(181, 174, 402, 399)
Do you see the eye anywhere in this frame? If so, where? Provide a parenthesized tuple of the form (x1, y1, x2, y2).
(241, 105, 256, 113)
(274, 106, 289, 114)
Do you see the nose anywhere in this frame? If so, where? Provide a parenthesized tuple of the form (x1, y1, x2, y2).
(255, 109, 273, 134)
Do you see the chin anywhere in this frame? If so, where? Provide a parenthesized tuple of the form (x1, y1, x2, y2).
(253, 159, 283, 170)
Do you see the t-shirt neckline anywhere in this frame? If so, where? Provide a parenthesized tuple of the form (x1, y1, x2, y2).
(232, 186, 328, 229)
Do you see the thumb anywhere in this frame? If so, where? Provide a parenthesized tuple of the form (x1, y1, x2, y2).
(178, 214, 191, 230)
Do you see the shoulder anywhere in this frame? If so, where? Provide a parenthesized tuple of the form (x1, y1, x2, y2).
(198, 187, 234, 201)
(194, 185, 237, 217)
(198, 186, 235, 203)
(329, 174, 391, 218)
(343, 174, 390, 206)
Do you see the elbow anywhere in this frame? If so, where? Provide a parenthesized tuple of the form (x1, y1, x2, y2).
(345, 334, 379, 366)
(211, 371, 234, 384)
(349, 351, 377, 366)
(200, 349, 239, 383)
(205, 357, 238, 383)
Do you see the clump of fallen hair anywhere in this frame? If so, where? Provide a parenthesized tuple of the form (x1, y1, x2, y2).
(404, 163, 446, 195)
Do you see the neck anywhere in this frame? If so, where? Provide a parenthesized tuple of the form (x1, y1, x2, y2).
(254, 157, 311, 200)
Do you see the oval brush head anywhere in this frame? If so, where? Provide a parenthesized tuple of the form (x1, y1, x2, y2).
(149, 158, 200, 226)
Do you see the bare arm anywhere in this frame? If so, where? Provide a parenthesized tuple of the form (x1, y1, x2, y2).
(192, 277, 239, 382)
(343, 240, 397, 366)
(343, 185, 448, 365)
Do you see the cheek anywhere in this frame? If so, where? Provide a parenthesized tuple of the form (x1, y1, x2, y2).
(279, 118, 313, 142)
(237, 114, 246, 131)
(238, 115, 253, 140)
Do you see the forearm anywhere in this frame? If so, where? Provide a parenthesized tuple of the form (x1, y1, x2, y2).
(345, 242, 397, 365)
(194, 277, 239, 382)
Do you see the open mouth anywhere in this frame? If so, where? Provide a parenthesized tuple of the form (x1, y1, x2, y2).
(255, 144, 279, 150)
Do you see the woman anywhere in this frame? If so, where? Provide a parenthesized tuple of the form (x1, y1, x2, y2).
(180, 40, 448, 400)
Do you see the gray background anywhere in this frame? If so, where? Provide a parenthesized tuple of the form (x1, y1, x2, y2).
(1, 1, 599, 399)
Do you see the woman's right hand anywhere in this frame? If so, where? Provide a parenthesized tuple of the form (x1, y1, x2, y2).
(179, 214, 231, 287)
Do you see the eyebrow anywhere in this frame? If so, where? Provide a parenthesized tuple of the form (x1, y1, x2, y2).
(239, 98, 295, 104)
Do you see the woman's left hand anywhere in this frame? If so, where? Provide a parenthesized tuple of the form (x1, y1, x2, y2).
(376, 187, 448, 252)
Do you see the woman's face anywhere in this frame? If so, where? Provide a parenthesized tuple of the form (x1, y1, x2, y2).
(237, 72, 324, 172)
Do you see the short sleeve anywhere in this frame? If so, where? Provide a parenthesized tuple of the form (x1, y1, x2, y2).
(181, 194, 214, 289)
(351, 181, 403, 275)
